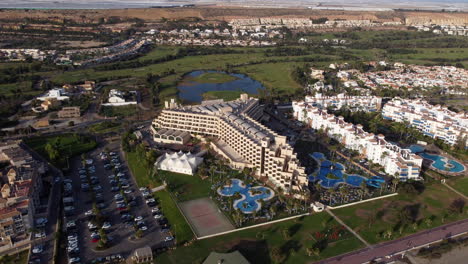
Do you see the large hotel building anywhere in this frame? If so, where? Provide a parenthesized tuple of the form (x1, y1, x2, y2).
(151, 94, 308, 194)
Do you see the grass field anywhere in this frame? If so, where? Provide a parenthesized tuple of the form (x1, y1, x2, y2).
(24, 133, 97, 168)
(87, 121, 121, 134)
(126, 151, 160, 188)
(0, 250, 28, 264)
(191, 72, 238, 83)
(447, 177, 468, 196)
(202, 90, 246, 101)
(158, 170, 212, 202)
(153, 190, 195, 245)
(333, 182, 467, 245)
(157, 212, 364, 264)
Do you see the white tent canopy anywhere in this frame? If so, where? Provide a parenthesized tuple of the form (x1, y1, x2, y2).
(155, 151, 203, 175)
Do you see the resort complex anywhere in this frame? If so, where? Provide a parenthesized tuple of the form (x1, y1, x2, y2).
(302, 93, 382, 112)
(151, 95, 308, 194)
(293, 100, 423, 180)
(382, 98, 468, 146)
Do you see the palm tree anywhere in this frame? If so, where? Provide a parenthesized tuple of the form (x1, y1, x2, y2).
(328, 188, 336, 205)
(269, 206, 276, 220)
(391, 177, 399, 193)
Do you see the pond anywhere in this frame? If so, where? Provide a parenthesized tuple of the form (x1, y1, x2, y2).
(177, 70, 265, 103)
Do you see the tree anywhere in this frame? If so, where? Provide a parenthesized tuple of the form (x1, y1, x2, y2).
(45, 143, 60, 161)
(449, 198, 465, 214)
(270, 247, 286, 263)
(306, 247, 320, 257)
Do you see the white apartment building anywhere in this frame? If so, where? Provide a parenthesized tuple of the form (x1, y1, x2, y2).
(151, 95, 307, 194)
(37, 88, 69, 101)
(293, 101, 423, 180)
(382, 98, 468, 146)
(303, 93, 382, 112)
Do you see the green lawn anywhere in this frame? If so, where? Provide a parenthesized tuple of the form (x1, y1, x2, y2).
(157, 170, 212, 202)
(153, 190, 194, 245)
(191, 72, 238, 83)
(88, 121, 121, 134)
(157, 212, 364, 264)
(236, 62, 303, 97)
(447, 176, 468, 196)
(0, 250, 28, 264)
(126, 151, 160, 188)
(24, 133, 97, 168)
(333, 183, 468, 245)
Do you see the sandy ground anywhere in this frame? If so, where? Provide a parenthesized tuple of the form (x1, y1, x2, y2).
(0, 7, 466, 25)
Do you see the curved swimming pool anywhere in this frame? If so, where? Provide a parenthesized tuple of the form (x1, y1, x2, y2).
(409, 145, 465, 173)
(309, 152, 383, 189)
(218, 179, 274, 214)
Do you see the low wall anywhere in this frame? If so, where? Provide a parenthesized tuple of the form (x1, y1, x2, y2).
(328, 193, 398, 210)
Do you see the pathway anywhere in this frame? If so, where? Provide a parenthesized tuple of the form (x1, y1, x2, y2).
(314, 218, 468, 264)
(325, 208, 371, 248)
(442, 182, 468, 200)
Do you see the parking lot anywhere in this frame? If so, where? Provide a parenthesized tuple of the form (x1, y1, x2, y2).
(61, 142, 173, 264)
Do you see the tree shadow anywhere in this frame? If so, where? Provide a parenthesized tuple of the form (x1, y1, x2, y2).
(280, 239, 302, 262)
(231, 239, 271, 264)
(288, 223, 302, 237)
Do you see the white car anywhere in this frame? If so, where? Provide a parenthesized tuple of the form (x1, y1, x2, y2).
(124, 189, 132, 194)
(86, 159, 93, 165)
(84, 210, 94, 216)
(151, 208, 160, 213)
(139, 187, 148, 192)
(134, 216, 143, 222)
(154, 214, 163, 219)
(164, 236, 174, 242)
(69, 257, 80, 264)
(139, 226, 148, 231)
(102, 222, 112, 229)
(32, 245, 43, 254)
(145, 198, 155, 204)
(34, 231, 46, 239)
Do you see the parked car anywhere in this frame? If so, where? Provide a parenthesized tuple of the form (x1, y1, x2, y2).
(164, 236, 174, 242)
(32, 245, 44, 254)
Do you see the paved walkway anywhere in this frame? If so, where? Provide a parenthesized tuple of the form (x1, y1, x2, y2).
(325, 208, 371, 248)
(314, 218, 468, 264)
(442, 182, 468, 200)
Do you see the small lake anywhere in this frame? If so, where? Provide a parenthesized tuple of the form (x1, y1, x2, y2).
(177, 70, 265, 103)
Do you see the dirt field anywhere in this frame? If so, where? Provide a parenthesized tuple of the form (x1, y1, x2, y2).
(0, 7, 466, 25)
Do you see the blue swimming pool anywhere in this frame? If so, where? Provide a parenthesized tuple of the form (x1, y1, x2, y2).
(218, 179, 274, 214)
(309, 152, 384, 189)
(409, 145, 465, 173)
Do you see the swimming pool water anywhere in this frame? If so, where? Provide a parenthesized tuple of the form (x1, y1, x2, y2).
(218, 179, 274, 214)
(309, 152, 383, 189)
(409, 145, 465, 173)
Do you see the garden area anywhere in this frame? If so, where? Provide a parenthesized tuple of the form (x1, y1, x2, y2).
(0, 250, 28, 264)
(157, 212, 364, 264)
(332, 181, 467, 245)
(87, 121, 122, 134)
(153, 190, 194, 245)
(24, 133, 97, 168)
(446, 176, 468, 196)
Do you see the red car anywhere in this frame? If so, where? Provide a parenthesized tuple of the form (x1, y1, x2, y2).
(91, 238, 100, 243)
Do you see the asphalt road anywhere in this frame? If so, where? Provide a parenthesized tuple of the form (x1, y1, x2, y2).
(315, 218, 468, 264)
(63, 141, 170, 263)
